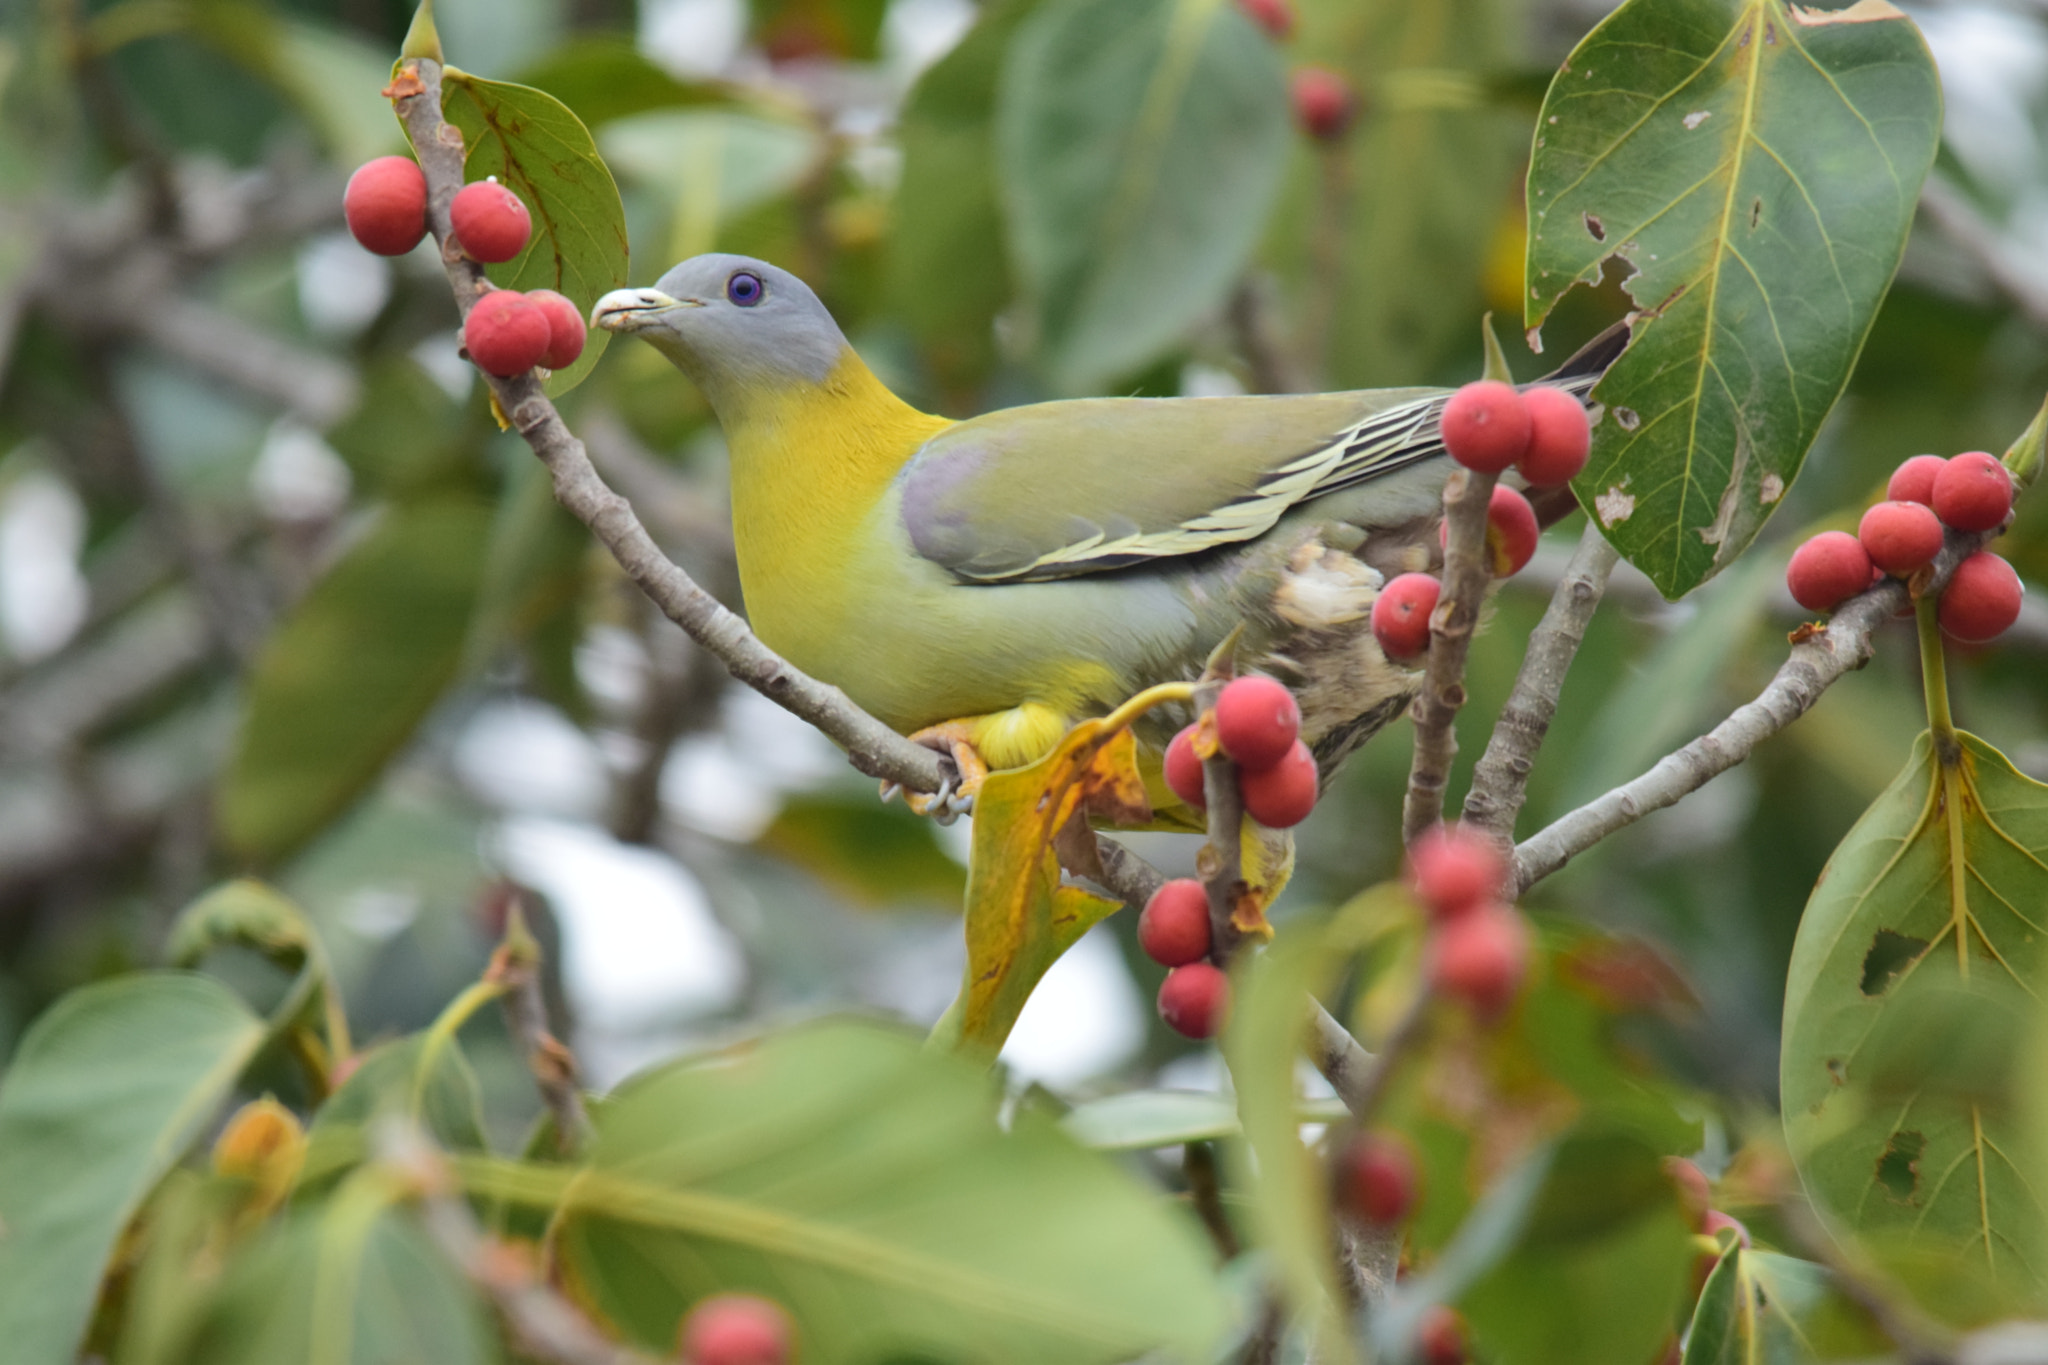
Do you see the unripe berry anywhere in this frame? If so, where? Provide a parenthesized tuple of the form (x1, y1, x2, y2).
(1139, 879, 1212, 968)
(1371, 572, 1440, 660)
(343, 156, 428, 256)
(1938, 551, 2024, 643)
(679, 1294, 793, 1365)
(1786, 530, 1873, 612)
(1416, 1304, 1470, 1365)
(1338, 1130, 1419, 1225)
(1164, 725, 1206, 810)
(1215, 675, 1300, 770)
(1291, 67, 1356, 141)
(1663, 1156, 1712, 1232)
(1237, 0, 1295, 39)
(1430, 903, 1529, 1020)
(450, 180, 532, 263)
(1887, 454, 1947, 506)
(1406, 823, 1506, 920)
(525, 288, 587, 370)
(1159, 962, 1230, 1038)
(1239, 739, 1318, 827)
(1702, 1209, 1751, 1249)
(463, 290, 552, 377)
(1517, 385, 1591, 486)
(1440, 380, 1532, 474)
(1858, 500, 1944, 575)
(1931, 450, 2014, 533)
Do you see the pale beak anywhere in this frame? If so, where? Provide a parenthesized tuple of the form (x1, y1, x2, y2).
(590, 287, 701, 332)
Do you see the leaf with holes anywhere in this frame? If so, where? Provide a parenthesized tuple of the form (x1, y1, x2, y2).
(441, 69, 629, 397)
(1525, 0, 1941, 598)
(1782, 729, 2048, 1319)
(997, 0, 1290, 392)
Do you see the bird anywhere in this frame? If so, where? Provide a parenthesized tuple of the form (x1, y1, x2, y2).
(592, 254, 1622, 822)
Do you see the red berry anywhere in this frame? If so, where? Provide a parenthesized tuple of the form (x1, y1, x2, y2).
(1371, 572, 1440, 660)
(1236, 0, 1295, 39)
(1291, 67, 1356, 141)
(678, 1294, 792, 1365)
(463, 290, 551, 377)
(1439, 380, 1532, 474)
(1702, 1209, 1751, 1249)
(1939, 552, 2024, 643)
(1239, 739, 1318, 828)
(343, 156, 428, 256)
(450, 180, 532, 264)
(1931, 450, 2014, 533)
(525, 288, 587, 370)
(1339, 1131, 1419, 1225)
(1215, 675, 1300, 770)
(1139, 879, 1212, 968)
(1517, 385, 1591, 486)
(1858, 500, 1944, 575)
(1887, 454, 1947, 506)
(1663, 1157, 1712, 1231)
(1786, 530, 1873, 612)
(1482, 484, 1539, 577)
(1430, 903, 1529, 1019)
(1159, 962, 1230, 1038)
(1416, 1304, 1469, 1365)
(1406, 823, 1506, 920)
(1164, 725, 1207, 810)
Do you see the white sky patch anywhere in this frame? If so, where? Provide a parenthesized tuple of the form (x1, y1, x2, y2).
(640, 0, 746, 77)
(0, 467, 89, 662)
(999, 923, 1146, 1090)
(883, 0, 977, 80)
(297, 231, 392, 338)
(455, 699, 612, 821)
(252, 419, 352, 522)
(410, 333, 474, 403)
(1910, 4, 2048, 196)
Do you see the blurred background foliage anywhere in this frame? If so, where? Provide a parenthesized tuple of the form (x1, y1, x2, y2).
(1, 0, 2046, 1138)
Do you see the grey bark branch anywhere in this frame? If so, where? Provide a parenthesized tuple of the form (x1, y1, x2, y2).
(1511, 523, 2002, 893)
(392, 59, 947, 796)
(1402, 466, 1498, 841)
(1462, 521, 1618, 842)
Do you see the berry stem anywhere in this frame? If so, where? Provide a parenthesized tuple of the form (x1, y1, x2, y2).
(1915, 592, 1957, 742)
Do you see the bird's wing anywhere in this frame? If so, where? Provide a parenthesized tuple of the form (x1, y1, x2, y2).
(897, 386, 1452, 583)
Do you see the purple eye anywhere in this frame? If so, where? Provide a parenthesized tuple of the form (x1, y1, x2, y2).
(726, 271, 764, 307)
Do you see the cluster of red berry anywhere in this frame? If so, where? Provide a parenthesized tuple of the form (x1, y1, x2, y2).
(342, 156, 588, 379)
(1370, 379, 1593, 661)
(1785, 450, 2022, 642)
(1408, 823, 1530, 1019)
(1163, 675, 1318, 827)
(678, 1293, 792, 1365)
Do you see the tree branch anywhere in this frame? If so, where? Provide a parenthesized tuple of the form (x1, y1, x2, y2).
(486, 899, 588, 1155)
(1512, 523, 2001, 893)
(1402, 466, 1497, 841)
(1462, 521, 1618, 841)
(390, 59, 946, 796)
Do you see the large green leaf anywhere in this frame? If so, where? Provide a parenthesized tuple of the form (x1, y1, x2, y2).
(1526, 0, 1941, 597)
(488, 1020, 1224, 1364)
(1682, 1248, 1887, 1365)
(442, 69, 629, 397)
(220, 500, 495, 864)
(885, 0, 1039, 398)
(996, 0, 1290, 392)
(0, 973, 266, 1365)
(1782, 729, 2048, 1317)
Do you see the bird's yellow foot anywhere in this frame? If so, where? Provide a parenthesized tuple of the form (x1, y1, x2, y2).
(886, 721, 990, 822)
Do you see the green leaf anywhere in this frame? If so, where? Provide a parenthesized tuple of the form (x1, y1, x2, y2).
(0, 973, 266, 1365)
(997, 0, 1291, 392)
(167, 1188, 493, 1365)
(754, 792, 968, 909)
(489, 1020, 1225, 1363)
(1682, 1248, 1889, 1365)
(302, 1034, 489, 1192)
(885, 0, 1040, 396)
(220, 500, 495, 865)
(1526, 0, 1942, 597)
(441, 70, 629, 397)
(1782, 729, 2048, 1318)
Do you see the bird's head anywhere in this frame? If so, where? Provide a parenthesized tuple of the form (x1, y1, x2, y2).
(591, 255, 849, 420)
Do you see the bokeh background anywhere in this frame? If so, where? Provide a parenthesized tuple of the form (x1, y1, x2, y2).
(2, 0, 2046, 1142)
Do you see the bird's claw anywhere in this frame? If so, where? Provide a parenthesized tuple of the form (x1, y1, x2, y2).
(877, 722, 988, 823)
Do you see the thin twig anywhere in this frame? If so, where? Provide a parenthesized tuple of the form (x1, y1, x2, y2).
(1461, 521, 1619, 842)
(1512, 522, 2002, 893)
(1184, 1141, 1241, 1260)
(1195, 678, 1257, 965)
(1307, 999, 1378, 1118)
(1402, 466, 1498, 841)
(389, 59, 947, 797)
(486, 898, 588, 1154)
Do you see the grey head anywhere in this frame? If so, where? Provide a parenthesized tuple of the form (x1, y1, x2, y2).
(591, 255, 850, 417)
